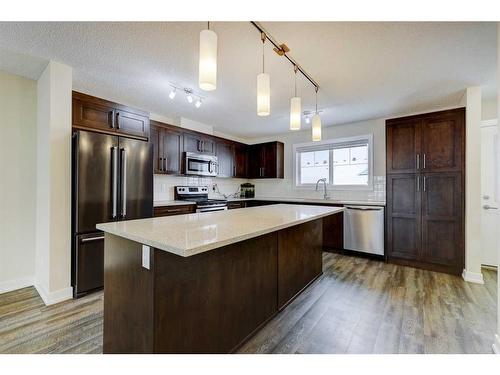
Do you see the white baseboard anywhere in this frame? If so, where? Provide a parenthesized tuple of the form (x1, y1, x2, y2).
(462, 269, 484, 284)
(493, 334, 500, 354)
(0, 276, 34, 294)
(34, 283, 73, 305)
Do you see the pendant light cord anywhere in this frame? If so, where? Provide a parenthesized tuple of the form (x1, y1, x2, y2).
(294, 65, 298, 97)
(315, 86, 319, 113)
(261, 32, 266, 74)
(207, 21, 210, 30)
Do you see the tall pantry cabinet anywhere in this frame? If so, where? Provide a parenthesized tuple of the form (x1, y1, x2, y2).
(385, 108, 465, 275)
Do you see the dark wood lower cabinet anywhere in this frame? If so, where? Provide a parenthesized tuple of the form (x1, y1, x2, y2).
(103, 218, 326, 354)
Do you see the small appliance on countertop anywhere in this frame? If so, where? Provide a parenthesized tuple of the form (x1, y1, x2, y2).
(175, 186, 227, 213)
(240, 183, 255, 198)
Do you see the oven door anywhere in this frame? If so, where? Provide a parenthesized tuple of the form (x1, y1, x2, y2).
(196, 205, 228, 213)
(185, 153, 218, 176)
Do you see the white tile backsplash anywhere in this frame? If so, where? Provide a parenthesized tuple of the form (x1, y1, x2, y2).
(154, 174, 385, 203)
(154, 174, 248, 201)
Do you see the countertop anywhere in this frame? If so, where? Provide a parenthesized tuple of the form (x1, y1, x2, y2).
(97, 204, 344, 257)
(154, 197, 385, 207)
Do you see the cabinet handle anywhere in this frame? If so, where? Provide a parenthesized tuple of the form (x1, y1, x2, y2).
(233, 165, 236, 176)
(416, 154, 420, 170)
(201, 140, 205, 152)
(112, 146, 118, 218)
(423, 176, 426, 192)
(416, 176, 420, 192)
(116, 112, 120, 129)
(121, 148, 127, 218)
(110, 111, 115, 129)
(197, 140, 201, 152)
(81, 236, 105, 243)
(163, 157, 167, 172)
(423, 154, 426, 169)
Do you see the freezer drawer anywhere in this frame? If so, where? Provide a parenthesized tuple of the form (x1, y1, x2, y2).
(343, 206, 385, 256)
(74, 233, 104, 297)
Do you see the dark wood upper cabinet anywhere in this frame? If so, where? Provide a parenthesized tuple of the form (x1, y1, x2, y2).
(234, 144, 247, 178)
(385, 108, 465, 275)
(72, 91, 150, 140)
(115, 109, 149, 139)
(386, 118, 420, 174)
(421, 109, 465, 173)
(183, 132, 215, 155)
(215, 141, 234, 178)
(248, 141, 284, 179)
(150, 121, 183, 175)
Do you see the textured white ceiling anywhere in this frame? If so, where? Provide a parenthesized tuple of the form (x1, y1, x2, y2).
(0, 22, 496, 137)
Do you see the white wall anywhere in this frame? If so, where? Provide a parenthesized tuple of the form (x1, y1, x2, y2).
(35, 61, 73, 305)
(0, 70, 37, 293)
(493, 23, 500, 355)
(482, 97, 498, 120)
(247, 118, 388, 202)
(462, 87, 485, 284)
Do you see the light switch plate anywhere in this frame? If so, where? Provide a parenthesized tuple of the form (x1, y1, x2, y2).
(142, 245, 151, 270)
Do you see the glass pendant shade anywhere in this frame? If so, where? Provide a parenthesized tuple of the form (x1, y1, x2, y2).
(312, 113, 322, 141)
(199, 29, 217, 91)
(257, 73, 270, 116)
(290, 96, 301, 130)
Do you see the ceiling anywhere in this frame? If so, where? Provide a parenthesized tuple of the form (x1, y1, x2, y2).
(0, 22, 496, 138)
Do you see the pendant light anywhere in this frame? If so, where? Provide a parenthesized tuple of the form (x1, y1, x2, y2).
(312, 87, 322, 141)
(290, 65, 301, 130)
(257, 32, 270, 116)
(199, 22, 217, 91)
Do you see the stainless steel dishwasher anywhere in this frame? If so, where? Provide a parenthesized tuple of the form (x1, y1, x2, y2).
(343, 205, 385, 256)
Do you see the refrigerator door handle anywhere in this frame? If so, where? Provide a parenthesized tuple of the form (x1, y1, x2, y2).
(112, 146, 118, 218)
(121, 148, 127, 218)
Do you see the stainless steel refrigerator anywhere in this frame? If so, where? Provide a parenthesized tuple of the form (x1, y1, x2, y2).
(72, 130, 153, 297)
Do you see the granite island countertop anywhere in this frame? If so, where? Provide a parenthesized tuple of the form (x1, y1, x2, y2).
(97, 204, 344, 257)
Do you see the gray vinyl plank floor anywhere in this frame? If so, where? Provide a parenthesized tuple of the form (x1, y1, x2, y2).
(0, 253, 496, 354)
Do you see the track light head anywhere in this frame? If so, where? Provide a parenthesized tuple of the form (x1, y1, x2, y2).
(168, 87, 177, 100)
(195, 98, 202, 108)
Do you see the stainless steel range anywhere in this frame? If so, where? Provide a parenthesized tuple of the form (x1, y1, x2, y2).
(174, 186, 228, 213)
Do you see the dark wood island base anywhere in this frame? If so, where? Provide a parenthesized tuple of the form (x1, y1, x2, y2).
(103, 218, 323, 353)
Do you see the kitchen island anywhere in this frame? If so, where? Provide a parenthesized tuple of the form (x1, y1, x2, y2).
(97, 204, 344, 353)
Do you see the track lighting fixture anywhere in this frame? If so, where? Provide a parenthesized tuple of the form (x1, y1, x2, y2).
(195, 98, 202, 108)
(185, 89, 194, 103)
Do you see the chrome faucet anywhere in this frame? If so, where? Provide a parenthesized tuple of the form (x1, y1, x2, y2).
(315, 178, 330, 200)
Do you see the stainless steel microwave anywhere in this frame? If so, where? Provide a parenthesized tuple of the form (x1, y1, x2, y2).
(184, 152, 218, 177)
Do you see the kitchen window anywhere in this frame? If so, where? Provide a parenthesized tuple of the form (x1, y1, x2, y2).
(293, 134, 373, 190)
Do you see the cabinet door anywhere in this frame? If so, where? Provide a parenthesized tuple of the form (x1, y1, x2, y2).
(421, 109, 464, 173)
(115, 109, 149, 139)
(234, 144, 247, 178)
(162, 128, 183, 174)
(261, 142, 277, 178)
(386, 174, 421, 261)
(150, 125, 163, 173)
(386, 119, 421, 174)
(421, 172, 463, 272)
(73, 99, 115, 132)
(247, 144, 263, 178)
(216, 142, 234, 177)
(183, 133, 215, 154)
(323, 211, 344, 251)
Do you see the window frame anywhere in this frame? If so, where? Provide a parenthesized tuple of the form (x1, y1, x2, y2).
(293, 134, 374, 191)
